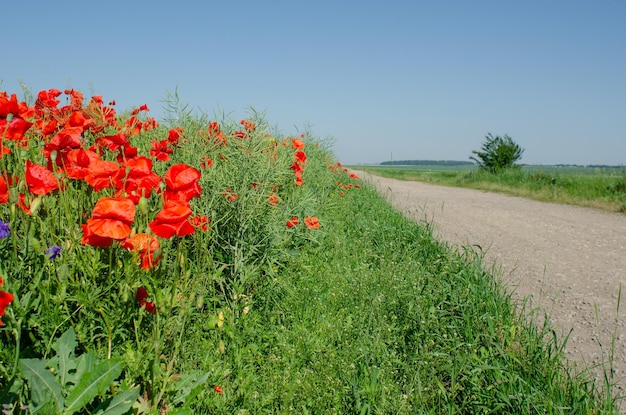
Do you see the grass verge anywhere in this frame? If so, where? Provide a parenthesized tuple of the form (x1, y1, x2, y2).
(357, 166, 626, 213)
(186, 181, 620, 413)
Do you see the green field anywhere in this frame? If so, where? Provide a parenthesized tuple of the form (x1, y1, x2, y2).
(355, 164, 626, 213)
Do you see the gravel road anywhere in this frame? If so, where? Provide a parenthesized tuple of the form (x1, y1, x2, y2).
(355, 170, 626, 396)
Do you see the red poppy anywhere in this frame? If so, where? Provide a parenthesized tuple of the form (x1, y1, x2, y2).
(294, 171, 303, 186)
(190, 215, 210, 231)
(80, 224, 113, 247)
(17, 193, 31, 215)
(85, 197, 135, 240)
(294, 151, 307, 164)
(292, 138, 305, 150)
(149, 139, 173, 161)
(304, 216, 320, 229)
(136, 287, 156, 314)
(267, 193, 279, 206)
(84, 160, 120, 191)
(43, 126, 83, 169)
(222, 189, 238, 202)
(200, 157, 213, 169)
(163, 164, 202, 203)
(115, 156, 162, 203)
(122, 233, 161, 269)
(0, 276, 14, 327)
(64, 149, 100, 180)
(167, 127, 183, 145)
(149, 200, 195, 239)
(213, 385, 223, 395)
(25, 161, 59, 195)
(96, 133, 129, 152)
(0, 176, 8, 204)
(286, 216, 299, 228)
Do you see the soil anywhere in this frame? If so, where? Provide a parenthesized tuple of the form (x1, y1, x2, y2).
(354, 170, 626, 398)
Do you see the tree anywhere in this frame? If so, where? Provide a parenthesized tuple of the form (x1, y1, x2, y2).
(470, 133, 524, 173)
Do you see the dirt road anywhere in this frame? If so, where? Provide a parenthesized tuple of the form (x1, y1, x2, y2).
(355, 170, 626, 394)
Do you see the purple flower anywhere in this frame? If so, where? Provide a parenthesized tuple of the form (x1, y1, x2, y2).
(0, 221, 9, 239)
(45, 245, 62, 260)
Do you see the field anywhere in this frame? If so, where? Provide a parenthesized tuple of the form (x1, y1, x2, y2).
(356, 164, 626, 213)
(0, 89, 622, 413)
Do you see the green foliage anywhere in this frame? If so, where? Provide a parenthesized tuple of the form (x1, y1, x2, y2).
(15, 328, 138, 414)
(470, 133, 524, 173)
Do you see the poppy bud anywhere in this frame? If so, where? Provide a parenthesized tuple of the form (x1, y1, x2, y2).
(29, 196, 43, 216)
(138, 196, 148, 215)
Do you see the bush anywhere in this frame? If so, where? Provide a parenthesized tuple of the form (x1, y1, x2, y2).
(470, 133, 524, 173)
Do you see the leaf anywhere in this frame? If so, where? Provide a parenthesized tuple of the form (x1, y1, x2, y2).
(68, 350, 98, 386)
(19, 358, 64, 413)
(94, 386, 140, 415)
(54, 328, 77, 387)
(169, 371, 210, 407)
(63, 358, 123, 414)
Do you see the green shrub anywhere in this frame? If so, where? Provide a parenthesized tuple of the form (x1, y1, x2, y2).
(470, 133, 524, 173)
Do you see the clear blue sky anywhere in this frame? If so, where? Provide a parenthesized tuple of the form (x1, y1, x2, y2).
(2, 0, 625, 165)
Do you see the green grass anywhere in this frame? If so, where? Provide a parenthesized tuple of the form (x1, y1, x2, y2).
(185, 181, 620, 413)
(357, 165, 626, 213)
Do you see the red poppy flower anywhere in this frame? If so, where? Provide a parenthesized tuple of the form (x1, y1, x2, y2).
(149, 139, 173, 161)
(267, 193, 279, 206)
(213, 385, 223, 395)
(0, 276, 15, 327)
(304, 216, 320, 229)
(222, 189, 238, 202)
(163, 164, 202, 202)
(167, 127, 183, 145)
(0, 176, 8, 204)
(64, 149, 100, 180)
(286, 216, 299, 228)
(80, 224, 113, 247)
(84, 160, 120, 191)
(85, 197, 135, 240)
(294, 171, 303, 186)
(0, 117, 33, 141)
(96, 133, 129, 152)
(115, 156, 162, 203)
(136, 287, 156, 314)
(25, 161, 59, 195)
(43, 126, 83, 169)
(200, 157, 213, 169)
(149, 200, 195, 239)
(190, 215, 210, 231)
(122, 233, 161, 269)
(294, 151, 306, 164)
(292, 138, 305, 150)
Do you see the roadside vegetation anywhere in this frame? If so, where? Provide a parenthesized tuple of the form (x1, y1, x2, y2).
(0, 88, 622, 413)
(358, 165, 626, 213)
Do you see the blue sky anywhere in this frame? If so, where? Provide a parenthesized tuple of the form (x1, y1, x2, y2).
(2, 0, 625, 165)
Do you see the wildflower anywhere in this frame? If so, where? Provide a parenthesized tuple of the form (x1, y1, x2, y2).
(304, 216, 320, 229)
(149, 139, 173, 161)
(0, 276, 14, 327)
(267, 193, 279, 206)
(149, 200, 195, 239)
(222, 189, 238, 202)
(292, 138, 305, 150)
(163, 164, 202, 203)
(45, 245, 62, 260)
(286, 216, 299, 228)
(25, 161, 59, 195)
(0, 220, 9, 238)
(136, 287, 156, 314)
(122, 234, 161, 269)
(213, 385, 223, 395)
(84, 160, 121, 191)
(85, 197, 136, 241)
(190, 215, 210, 231)
(80, 224, 113, 247)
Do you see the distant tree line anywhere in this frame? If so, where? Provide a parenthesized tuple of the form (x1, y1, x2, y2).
(380, 160, 475, 166)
